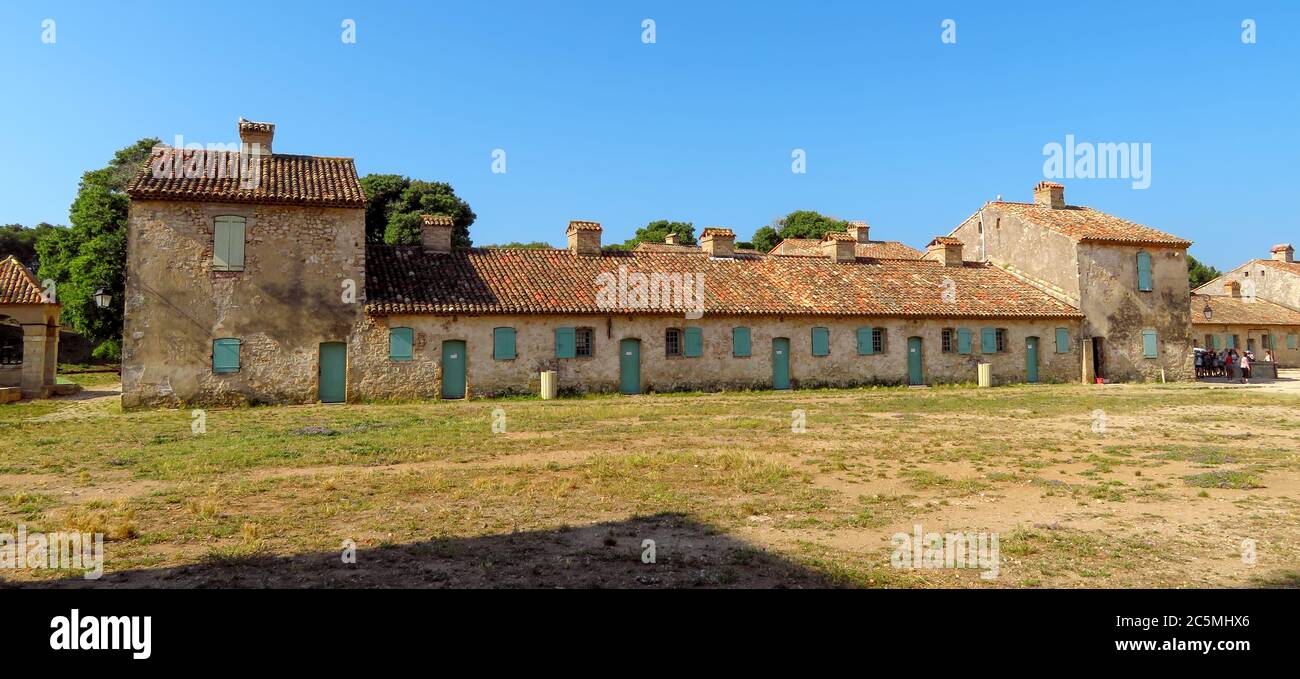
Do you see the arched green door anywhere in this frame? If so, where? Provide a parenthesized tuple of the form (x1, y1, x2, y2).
(619, 338, 641, 394)
(318, 342, 347, 403)
(772, 337, 791, 390)
(1025, 336, 1040, 383)
(441, 340, 466, 399)
(907, 336, 923, 385)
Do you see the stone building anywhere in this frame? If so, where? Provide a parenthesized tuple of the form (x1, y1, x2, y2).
(122, 121, 1214, 408)
(0, 255, 61, 400)
(1192, 244, 1300, 365)
(948, 181, 1194, 382)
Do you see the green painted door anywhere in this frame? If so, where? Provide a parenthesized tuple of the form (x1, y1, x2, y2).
(772, 337, 791, 390)
(318, 342, 347, 403)
(442, 340, 466, 399)
(907, 336, 923, 385)
(619, 338, 641, 394)
(1025, 336, 1040, 383)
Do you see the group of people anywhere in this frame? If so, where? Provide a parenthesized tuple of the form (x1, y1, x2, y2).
(1196, 347, 1269, 382)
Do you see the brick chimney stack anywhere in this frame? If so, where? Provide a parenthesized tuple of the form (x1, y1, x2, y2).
(847, 220, 870, 244)
(664, 232, 678, 245)
(1033, 181, 1065, 209)
(821, 232, 856, 263)
(700, 228, 735, 258)
(925, 237, 964, 267)
(566, 221, 603, 256)
(1224, 280, 1241, 298)
(238, 118, 274, 154)
(420, 214, 454, 253)
(1271, 243, 1294, 263)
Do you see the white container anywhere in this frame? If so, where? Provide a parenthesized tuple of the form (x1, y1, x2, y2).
(540, 370, 558, 399)
(977, 363, 992, 388)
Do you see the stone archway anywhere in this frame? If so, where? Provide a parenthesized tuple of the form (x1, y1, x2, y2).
(0, 256, 62, 399)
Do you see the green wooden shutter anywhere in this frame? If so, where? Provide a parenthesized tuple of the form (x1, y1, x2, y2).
(857, 327, 872, 355)
(555, 327, 576, 358)
(811, 327, 830, 356)
(212, 338, 241, 373)
(388, 327, 413, 361)
(214, 216, 245, 271)
(493, 327, 516, 359)
(1226, 334, 1236, 349)
(731, 327, 751, 357)
(1289, 334, 1297, 350)
(981, 327, 996, 354)
(1142, 329, 1158, 358)
(957, 328, 972, 354)
(1136, 252, 1152, 291)
(1054, 328, 1069, 353)
(684, 327, 703, 357)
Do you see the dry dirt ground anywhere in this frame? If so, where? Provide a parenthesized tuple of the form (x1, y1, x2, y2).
(1, 375, 1297, 588)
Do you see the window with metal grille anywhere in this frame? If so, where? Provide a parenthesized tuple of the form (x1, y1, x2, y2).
(995, 329, 1008, 352)
(575, 327, 594, 357)
(941, 328, 954, 353)
(665, 328, 682, 356)
(872, 328, 885, 353)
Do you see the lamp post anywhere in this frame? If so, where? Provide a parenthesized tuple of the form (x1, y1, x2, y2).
(93, 288, 112, 309)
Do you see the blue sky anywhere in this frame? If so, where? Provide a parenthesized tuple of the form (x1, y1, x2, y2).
(1, 1, 1296, 269)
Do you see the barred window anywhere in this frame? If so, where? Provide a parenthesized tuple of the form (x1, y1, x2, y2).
(665, 328, 682, 357)
(941, 328, 954, 353)
(575, 327, 594, 357)
(995, 329, 1008, 353)
(872, 328, 885, 353)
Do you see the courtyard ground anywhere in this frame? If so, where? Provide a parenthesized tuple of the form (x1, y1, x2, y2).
(1, 372, 1297, 588)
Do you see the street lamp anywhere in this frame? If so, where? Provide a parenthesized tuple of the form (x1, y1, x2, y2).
(1202, 302, 1213, 321)
(93, 288, 112, 309)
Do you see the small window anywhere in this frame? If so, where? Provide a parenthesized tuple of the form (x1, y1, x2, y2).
(1262, 334, 1271, 350)
(1204, 334, 1214, 350)
(811, 327, 830, 356)
(493, 327, 516, 360)
(575, 327, 594, 357)
(213, 216, 246, 271)
(665, 328, 682, 357)
(732, 327, 751, 357)
(1054, 328, 1070, 353)
(941, 328, 954, 353)
(957, 328, 972, 355)
(1287, 334, 1297, 350)
(872, 328, 885, 353)
(1141, 329, 1158, 358)
(995, 329, 1008, 353)
(1136, 251, 1152, 292)
(389, 327, 413, 361)
(683, 327, 703, 357)
(212, 338, 241, 373)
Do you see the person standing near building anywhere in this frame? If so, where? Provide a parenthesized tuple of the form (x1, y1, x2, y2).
(1240, 351, 1250, 383)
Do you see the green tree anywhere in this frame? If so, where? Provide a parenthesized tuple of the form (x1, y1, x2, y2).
(615, 220, 697, 250)
(483, 241, 552, 249)
(1187, 254, 1222, 289)
(36, 138, 158, 361)
(0, 223, 65, 269)
(750, 210, 849, 253)
(358, 174, 476, 247)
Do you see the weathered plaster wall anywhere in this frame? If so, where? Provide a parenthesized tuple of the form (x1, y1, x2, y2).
(1193, 323, 1300, 365)
(1201, 261, 1300, 312)
(1076, 243, 1193, 381)
(350, 314, 1084, 399)
(121, 200, 365, 408)
(951, 208, 1082, 302)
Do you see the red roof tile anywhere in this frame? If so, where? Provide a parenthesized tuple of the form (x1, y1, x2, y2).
(126, 148, 365, 208)
(365, 246, 1082, 319)
(1191, 294, 1300, 326)
(988, 201, 1190, 247)
(0, 255, 47, 305)
(770, 238, 924, 260)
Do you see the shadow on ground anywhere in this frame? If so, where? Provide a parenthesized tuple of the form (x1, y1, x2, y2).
(6, 513, 839, 589)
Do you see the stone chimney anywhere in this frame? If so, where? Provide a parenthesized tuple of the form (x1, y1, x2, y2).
(238, 118, 275, 154)
(847, 220, 870, 244)
(1033, 181, 1065, 209)
(1224, 280, 1241, 298)
(822, 232, 856, 263)
(925, 237, 964, 267)
(1271, 243, 1294, 263)
(420, 214, 454, 253)
(567, 220, 603, 256)
(700, 228, 735, 258)
(664, 232, 678, 245)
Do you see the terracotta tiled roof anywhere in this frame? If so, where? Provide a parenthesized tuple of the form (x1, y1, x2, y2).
(126, 148, 365, 208)
(634, 242, 702, 253)
(988, 201, 1190, 247)
(823, 232, 855, 242)
(566, 220, 602, 233)
(365, 246, 1082, 318)
(1258, 258, 1300, 277)
(1271, 243, 1293, 253)
(770, 238, 924, 260)
(1190, 294, 1300, 326)
(0, 255, 48, 305)
(928, 236, 963, 246)
(701, 227, 735, 238)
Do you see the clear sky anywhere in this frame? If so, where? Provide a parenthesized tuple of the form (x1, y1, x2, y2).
(1, 1, 1296, 270)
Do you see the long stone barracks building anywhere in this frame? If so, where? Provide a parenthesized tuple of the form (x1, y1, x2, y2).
(121, 122, 1200, 408)
(1191, 244, 1300, 366)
